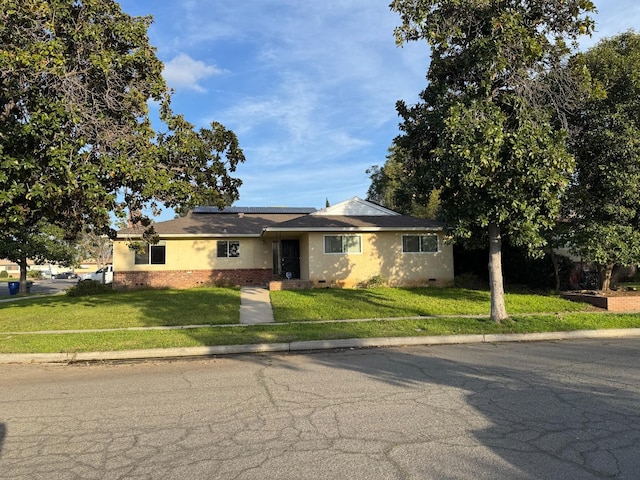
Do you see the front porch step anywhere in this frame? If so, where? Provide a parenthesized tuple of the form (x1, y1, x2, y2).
(269, 280, 314, 291)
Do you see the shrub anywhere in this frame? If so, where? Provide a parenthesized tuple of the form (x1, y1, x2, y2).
(66, 280, 115, 297)
(27, 270, 43, 279)
(0, 271, 8, 278)
(357, 274, 387, 288)
(454, 273, 487, 290)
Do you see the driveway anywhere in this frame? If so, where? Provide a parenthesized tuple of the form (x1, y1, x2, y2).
(1, 339, 638, 479)
(0, 278, 77, 299)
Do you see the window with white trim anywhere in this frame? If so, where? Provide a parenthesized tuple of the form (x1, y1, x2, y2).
(217, 240, 240, 258)
(402, 234, 438, 253)
(323, 235, 362, 254)
(134, 243, 166, 264)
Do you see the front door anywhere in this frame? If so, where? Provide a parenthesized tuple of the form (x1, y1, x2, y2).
(280, 240, 300, 279)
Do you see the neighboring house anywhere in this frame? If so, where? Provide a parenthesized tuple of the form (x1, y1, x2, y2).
(113, 197, 454, 290)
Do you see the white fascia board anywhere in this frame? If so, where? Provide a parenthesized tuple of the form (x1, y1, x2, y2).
(115, 233, 261, 239)
(262, 227, 443, 234)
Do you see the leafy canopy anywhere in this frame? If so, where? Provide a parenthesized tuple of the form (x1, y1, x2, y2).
(389, 0, 594, 320)
(0, 0, 245, 246)
(566, 31, 640, 281)
(390, 0, 595, 250)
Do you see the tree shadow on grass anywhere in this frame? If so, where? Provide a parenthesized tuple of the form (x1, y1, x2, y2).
(304, 340, 640, 478)
(272, 287, 494, 321)
(0, 288, 241, 329)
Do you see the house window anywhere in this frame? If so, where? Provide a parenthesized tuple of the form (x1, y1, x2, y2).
(217, 240, 240, 258)
(323, 235, 362, 254)
(402, 234, 439, 253)
(134, 243, 166, 264)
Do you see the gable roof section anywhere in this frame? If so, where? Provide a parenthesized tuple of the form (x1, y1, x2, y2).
(312, 197, 399, 216)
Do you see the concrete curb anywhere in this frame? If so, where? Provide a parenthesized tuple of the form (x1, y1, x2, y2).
(1, 328, 639, 364)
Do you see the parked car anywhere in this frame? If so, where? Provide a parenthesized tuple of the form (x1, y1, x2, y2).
(78, 265, 113, 284)
(54, 272, 77, 279)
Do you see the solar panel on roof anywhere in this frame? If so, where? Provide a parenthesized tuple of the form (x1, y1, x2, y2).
(193, 206, 316, 214)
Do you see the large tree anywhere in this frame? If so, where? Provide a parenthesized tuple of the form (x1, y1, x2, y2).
(367, 146, 441, 219)
(566, 31, 640, 291)
(0, 0, 244, 292)
(390, 0, 594, 321)
(0, 222, 77, 287)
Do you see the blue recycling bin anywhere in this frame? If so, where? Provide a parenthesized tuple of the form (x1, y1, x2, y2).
(8, 281, 19, 295)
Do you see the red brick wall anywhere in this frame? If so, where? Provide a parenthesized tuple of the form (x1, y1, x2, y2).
(114, 269, 274, 290)
(607, 296, 640, 312)
(561, 292, 640, 312)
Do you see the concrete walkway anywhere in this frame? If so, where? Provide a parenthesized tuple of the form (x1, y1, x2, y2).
(239, 287, 274, 324)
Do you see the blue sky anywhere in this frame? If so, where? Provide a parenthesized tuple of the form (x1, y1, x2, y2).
(118, 1, 640, 219)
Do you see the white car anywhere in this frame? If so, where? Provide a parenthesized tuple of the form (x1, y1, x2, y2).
(78, 265, 114, 284)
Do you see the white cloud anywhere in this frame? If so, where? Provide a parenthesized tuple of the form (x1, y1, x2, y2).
(162, 53, 224, 92)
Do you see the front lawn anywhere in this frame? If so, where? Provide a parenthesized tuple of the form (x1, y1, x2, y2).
(1, 312, 639, 354)
(270, 287, 589, 321)
(0, 287, 241, 332)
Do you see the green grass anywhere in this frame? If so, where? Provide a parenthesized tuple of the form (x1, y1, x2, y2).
(1, 286, 636, 355)
(270, 287, 588, 321)
(1, 312, 639, 354)
(0, 287, 241, 332)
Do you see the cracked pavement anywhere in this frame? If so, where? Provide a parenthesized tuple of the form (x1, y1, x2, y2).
(1, 339, 639, 479)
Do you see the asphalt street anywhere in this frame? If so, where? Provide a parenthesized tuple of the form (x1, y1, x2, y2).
(1, 339, 639, 479)
(0, 278, 76, 299)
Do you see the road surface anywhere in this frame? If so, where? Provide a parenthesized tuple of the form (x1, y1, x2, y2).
(1, 339, 639, 479)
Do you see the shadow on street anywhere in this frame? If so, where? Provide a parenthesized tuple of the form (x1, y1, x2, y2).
(301, 341, 640, 478)
(0, 422, 6, 459)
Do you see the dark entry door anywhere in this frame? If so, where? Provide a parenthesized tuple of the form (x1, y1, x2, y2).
(280, 240, 300, 279)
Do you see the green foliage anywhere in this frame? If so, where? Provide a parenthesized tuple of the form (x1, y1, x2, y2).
(27, 270, 43, 280)
(0, 0, 244, 256)
(0, 220, 78, 291)
(0, 271, 8, 278)
(66, 280, 115, 297)
(366, 146, 441, 218)
(389, 0, 595, 319)
(566, 31, 640, 287)
(357, 275, 388, 289)
(454, 273, 487, 290)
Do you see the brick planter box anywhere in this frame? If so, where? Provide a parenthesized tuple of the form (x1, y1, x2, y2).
(561, 291, 640, 312)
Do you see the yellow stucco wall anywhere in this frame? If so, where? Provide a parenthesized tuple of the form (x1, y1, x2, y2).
(113, 238, 272, 272)
(306, 232, 454, 287)
(114, 231, 454, 288)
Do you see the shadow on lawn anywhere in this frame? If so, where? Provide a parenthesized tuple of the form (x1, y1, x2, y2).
(1, 288, 241, 327)
(272, 287, 493, 321)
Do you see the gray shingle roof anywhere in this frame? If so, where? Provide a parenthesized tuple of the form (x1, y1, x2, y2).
(265, 215, 445, 231)
(117, 208, 444, 238)
(117, 212, 312, 237)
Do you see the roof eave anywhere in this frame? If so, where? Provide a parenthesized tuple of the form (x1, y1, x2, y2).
(262, 226, 443, 233)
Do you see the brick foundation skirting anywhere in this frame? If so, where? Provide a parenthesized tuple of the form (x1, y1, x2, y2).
(114, 269, 274, 290)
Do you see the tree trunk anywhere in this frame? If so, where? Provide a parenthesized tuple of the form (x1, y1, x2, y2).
(601, 264, 614, 291)
(18, 257, 28, 294)
(488, 222, 509, 322)
(550, 248, 560, 293)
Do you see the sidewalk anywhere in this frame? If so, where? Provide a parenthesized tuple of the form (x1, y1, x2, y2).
(239, 287, 274, 324)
